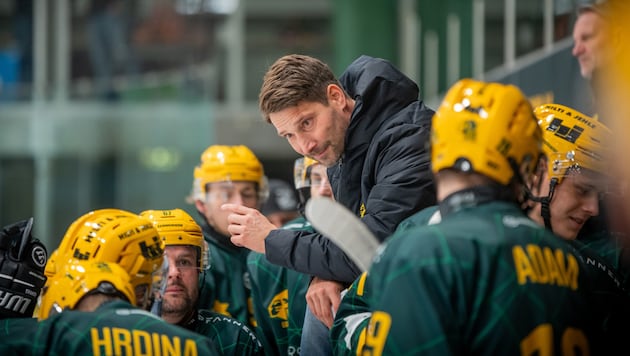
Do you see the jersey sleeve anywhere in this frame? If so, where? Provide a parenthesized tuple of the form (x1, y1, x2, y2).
(331, 272, 373, 355)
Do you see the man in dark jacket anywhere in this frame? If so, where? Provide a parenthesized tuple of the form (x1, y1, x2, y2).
(226, 54, 435, 283)
(223, 54, 436, 354)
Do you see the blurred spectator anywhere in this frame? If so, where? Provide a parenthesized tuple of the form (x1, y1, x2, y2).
(132, 0, 209, 91)
(12, 0, 33, 86)
(87, 0, 138, 100)
(0, 1, 32, 101)
(572, 2, 608, 80)
(133, 0, 187, 46)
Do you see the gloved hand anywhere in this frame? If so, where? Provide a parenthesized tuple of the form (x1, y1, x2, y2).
(0, 218, 48, 318)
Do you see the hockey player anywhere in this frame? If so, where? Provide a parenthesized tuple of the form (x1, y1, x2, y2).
(0, 260, 221, 354)
(190, 144, 267, 329)
(140, 208, 263, 355)
(248, 156, 334, 355)
(44, 208, 165, 310)
(363, 79, 630, 354)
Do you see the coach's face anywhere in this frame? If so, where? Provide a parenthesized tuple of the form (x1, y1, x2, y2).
(269, 84, 353, 167)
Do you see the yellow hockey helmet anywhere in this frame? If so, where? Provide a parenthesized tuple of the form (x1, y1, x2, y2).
(534, 103, 611, 183)
(139, 209, 209, 270)
(294, 156, 320, 190)
(431, 78, 542, 185)
(192, 145, 267, 201)
(45, 209, 136, 278)
(45, 209, 164, 300)
(38, 260, 135, 320)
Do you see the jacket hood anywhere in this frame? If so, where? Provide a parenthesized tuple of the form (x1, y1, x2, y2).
(338, 55, 421, 151)
(340, 55, 419, 114)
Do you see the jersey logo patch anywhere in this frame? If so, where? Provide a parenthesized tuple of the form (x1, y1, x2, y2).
(268, 289, 289, 328)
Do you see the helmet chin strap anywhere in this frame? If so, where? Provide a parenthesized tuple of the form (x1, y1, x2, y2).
(528, 178, 558, 231)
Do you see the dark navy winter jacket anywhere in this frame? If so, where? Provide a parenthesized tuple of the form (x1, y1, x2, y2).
(264, 55, 436, 283)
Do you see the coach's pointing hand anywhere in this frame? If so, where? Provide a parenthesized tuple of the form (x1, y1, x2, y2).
(222, 203, 277, 254)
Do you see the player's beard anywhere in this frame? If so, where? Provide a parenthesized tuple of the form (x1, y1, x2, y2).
(162, 282, 197, 316)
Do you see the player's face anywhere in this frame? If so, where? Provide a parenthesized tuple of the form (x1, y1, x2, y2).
(572, 11, 606, 79)
(532, 169, 602, 240)
(269, 85, 351, 167)
(196, 181, 259, 236)
(309, 164, 333, 199)
(162, 245, 200, 321)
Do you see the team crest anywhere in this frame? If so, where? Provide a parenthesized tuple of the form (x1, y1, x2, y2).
(268, 289, 289, 328)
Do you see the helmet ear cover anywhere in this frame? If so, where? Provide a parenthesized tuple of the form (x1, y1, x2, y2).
(431, 78, 542, 186)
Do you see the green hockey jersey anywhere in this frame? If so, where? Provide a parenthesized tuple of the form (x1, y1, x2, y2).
(248, 216, 313, 356)
(365, 200, 629, 355)
(0, 300, 221, 355)
(198, 225, 256, 330)
(185, 309, 264, 355)
(331, 205, 439, 355)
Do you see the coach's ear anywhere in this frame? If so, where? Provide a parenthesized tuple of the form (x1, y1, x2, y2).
(327, 84, 351, 113)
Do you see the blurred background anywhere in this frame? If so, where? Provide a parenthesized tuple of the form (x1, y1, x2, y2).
(0, 0, 592, 247)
